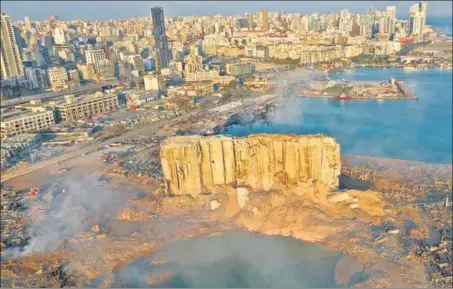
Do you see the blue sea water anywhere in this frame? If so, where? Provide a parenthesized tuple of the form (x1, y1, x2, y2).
(225, 68, 452, 164)
(428, 16, 453, 36)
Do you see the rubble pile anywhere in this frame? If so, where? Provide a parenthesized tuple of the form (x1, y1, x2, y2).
(128, 110, 182, 130)
(117, 135, 164, 147)
(120, 158, 162, 181)
(0, 184, 29, 251)
(0, 258, 76, 288)
(423, 227, 453, 287)
(164, 112, 230, 133)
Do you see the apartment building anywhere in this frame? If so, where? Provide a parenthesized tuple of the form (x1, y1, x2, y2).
(1, 109, 55, 138)
(55, 91, 119, 122)
(24, 67, 48, 89)
(226, 63, 255, 76)
(1, 13, 24, 80)
(48, 66, 69, 90)
(183, 80, 214, 97)
(185, 70, 234, 86)
(245, 45, 269, 59)
(144, 74, 163, 92)
(85, 47, 107, 72)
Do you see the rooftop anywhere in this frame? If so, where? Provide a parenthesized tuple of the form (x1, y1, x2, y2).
(55, 91, 117, 106)
(1, 109, 52, 122)
(0, 82, 116, 108)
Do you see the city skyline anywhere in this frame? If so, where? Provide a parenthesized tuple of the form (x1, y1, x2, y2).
(2, 1, 452, 21)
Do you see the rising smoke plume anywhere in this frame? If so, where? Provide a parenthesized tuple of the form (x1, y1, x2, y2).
(3, 173, 132, 258)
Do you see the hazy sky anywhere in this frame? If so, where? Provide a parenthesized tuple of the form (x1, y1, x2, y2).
(2, 1, 452, 21)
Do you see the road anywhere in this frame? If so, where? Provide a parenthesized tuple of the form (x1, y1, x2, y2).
(0, 108, 203, 183)
(1, 74, 287, 184)
(0, 82, 116, 108)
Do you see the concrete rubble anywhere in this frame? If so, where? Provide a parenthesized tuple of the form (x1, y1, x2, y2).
(160, 134, 341, 196)
(0, 183, 29, 250)
(1, 130, 451, 288)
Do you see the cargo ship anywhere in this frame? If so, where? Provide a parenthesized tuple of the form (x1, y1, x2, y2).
(336, 93, 352, 100)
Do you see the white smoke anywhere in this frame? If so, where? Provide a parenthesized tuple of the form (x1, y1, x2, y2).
(267, 68, 318, 126)
(4, 174, 131, 257)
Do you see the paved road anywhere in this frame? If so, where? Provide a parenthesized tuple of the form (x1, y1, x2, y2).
(1, 80, 283, 183)
(1, 108, 203, 183)
(0, 82, 116, 108)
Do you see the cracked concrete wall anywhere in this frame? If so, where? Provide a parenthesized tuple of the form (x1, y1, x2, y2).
(160, 134, 341, 197)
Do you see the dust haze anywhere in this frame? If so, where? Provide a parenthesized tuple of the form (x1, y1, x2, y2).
(2, 174, 131, 258)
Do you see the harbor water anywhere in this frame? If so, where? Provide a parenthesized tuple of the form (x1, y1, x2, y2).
(115, 230, 342, 288)
(224, 68, 452, 164)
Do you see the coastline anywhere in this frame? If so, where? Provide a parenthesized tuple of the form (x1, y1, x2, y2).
(297, 94, 419, 100)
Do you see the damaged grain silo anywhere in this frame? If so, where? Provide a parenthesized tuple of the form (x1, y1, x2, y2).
(160, 134, 341, 197)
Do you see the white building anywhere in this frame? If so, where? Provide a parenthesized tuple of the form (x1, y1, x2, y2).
(244, 45, 269, 59)
(386, 6, 396, 35)
(144, 75, 163, 92)
(126, 90, 159, 107)
(53, 27, 67, 45)
(1, 13, 24, 80)
(47, 66, 68, 90)
(126, 55, 145, 74)
(1, 109, 55, 138)
(25, 67, 48, 89)
(409, 2, 428, 39)
(55, 92, 119, 122)
(85, 47, 107, 72)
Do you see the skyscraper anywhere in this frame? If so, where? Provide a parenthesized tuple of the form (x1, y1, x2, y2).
(247, 13, 254, 30)
(409, 2, 428, 38)
(1, 13, 24, 80)
(386, 6, 396, 35)
(24, 16, 32, 31)
(261, 9, 269, 31)
(151, 6, 170, 72)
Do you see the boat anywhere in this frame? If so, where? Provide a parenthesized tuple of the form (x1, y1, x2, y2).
(336, 93, 352, 100)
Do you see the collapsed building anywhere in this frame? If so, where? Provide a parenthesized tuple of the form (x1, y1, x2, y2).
(160, 134, 341, 196)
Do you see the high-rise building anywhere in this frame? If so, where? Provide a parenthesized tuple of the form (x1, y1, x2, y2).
(261, 9, 269, 31)
(151, 7, 171, 72)
(13, 25, 26, 56)
(85, 46, 107, 72)
(127, 55, 145, 74)
(53, 27, 67, 45)
(247, 13, 254, 30)
(386, 6, 396, 35)
(24, 16, 32, 31)
(25, 67, 48, 89)
(96, 59, 115, 82)
(48, 66, 68, 90)
(409, 2, 428, 38)
(184, 52, 203, 73)
(116, 60, 133, 79)
(1, 13, 24, 80)
(68, 69, 80, 85)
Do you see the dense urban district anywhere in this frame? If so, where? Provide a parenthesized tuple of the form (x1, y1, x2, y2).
(0, 2, 452, 288)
